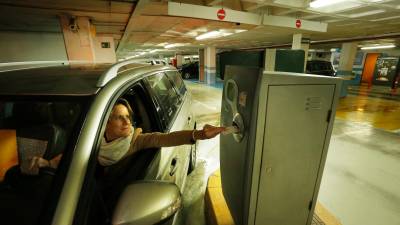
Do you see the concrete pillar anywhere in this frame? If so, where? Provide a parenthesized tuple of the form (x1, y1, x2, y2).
(176, 54, 183, 68)
(337, 42, 358, 76)
(199, 49, 205, 82)
(292, 33, 309, 72)
(60, 16, 96, 64)
(264, 49, 276, 71)
(204, 46, 216, 84)
(60, 15, 116, 65)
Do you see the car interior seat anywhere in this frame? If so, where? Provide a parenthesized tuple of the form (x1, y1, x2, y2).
(4, 103, 67, 183)
(0, 102, 67, 225)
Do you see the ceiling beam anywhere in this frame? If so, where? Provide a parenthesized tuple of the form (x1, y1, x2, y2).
(116, 0, 146, 55)
(205, 0, 222, 6)
(168, 2, 261, 25)
(271, 7, 296, 16)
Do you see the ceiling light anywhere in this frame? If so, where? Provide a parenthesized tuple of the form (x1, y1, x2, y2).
(234, 29, 247, 33)
(371, 15, 400, 21)
(349, 9, 385, 18)
(335, 22, 360, 27)
(324, 19, 341, 23)
(310, 0, 346, 8)
(309, 0, 361, 13)
(360, 44, 396, 50)
(149, 49, 158, 53)
(164, 43, 185, 48)
(196, 31, 221, 40)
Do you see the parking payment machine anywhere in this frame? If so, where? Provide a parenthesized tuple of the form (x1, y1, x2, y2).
(220, 65, 342, 225)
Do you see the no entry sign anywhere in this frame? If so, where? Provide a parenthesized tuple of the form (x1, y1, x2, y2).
(217, 8, 226, 20)
(296, 19, 301, 28)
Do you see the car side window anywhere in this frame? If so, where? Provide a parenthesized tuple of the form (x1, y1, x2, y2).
(146, 72, 180, 126)
(165, 70, 186, 97)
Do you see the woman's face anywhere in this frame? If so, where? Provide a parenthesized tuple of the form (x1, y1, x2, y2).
(105, 104, 132, 140)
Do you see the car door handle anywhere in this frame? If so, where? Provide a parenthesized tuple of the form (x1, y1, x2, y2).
(169, 157, 178, 176)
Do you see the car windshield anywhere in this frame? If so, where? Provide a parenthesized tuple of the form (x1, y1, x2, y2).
(0, 96, 90, 225)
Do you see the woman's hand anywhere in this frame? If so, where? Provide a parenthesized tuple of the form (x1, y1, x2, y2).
(29, 156, 50, 171)
(194, 124, 226, 140)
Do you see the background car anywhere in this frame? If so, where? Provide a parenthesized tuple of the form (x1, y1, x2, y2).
(0, 62, 197, 225)
(306, 60, 336, 76)
(179, 61, 199, 79)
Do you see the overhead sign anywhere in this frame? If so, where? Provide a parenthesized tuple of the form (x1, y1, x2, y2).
(296, 19, 301, 28)
(167, 2, 327, 32)
(263, 15, 327, 32)
(168, 2, 261, 25)
(217, 8, 226, 20)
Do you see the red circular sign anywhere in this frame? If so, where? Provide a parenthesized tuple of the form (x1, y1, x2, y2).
(295, 19, 301, 28)
(217, 9, 226, 20)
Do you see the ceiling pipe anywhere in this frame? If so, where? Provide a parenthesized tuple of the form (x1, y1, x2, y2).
(238, 32, 400, 50)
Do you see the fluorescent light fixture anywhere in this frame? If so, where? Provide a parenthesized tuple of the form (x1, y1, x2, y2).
(371, 15, 400, 21)
(196, 31, 221, 40)
(349, 9, 385, 18)
(125, 55, 137, 60)
(361, 44, 396, 50)
(308, 49, 316, 52)
(310, 0, 360, 13)
(164, 43, 185, 48)
(335, 22, 360, 27)
(149, 49, 158, 53)
(324, 19, 341, 23)
(234, 29, 247, 33)
(310, 0, 346, 8)
(157, 42, 168, 47)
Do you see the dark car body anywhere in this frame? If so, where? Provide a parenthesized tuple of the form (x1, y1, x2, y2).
(179, 62, 199, 79)
(306, 60, 336, 77)
(0, 62, 197, 225)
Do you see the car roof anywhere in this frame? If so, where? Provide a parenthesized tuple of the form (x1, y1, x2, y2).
(0, 62, 173, 96)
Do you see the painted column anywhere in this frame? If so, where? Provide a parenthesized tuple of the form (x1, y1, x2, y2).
(60, 15, 116, 65)
(338, 42, 358, 97)
(337, 42, 358, 76)
(199, 49, 205, 82)
(204, 46, 216, 84)
(292, 33, 309, 72)
(176, 54, 183, 68)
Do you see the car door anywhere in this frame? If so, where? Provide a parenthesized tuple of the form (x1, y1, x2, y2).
(143, 71, 192, 191)
(71, 79, 166, 225)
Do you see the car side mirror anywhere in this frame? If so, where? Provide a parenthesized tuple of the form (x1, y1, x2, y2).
(112, 181, 182, 225)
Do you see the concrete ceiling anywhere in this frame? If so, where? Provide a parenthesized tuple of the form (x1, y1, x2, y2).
(0, 0, 399, 59)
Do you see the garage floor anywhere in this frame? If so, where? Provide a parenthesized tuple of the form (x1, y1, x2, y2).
(180, 80, 400, 225)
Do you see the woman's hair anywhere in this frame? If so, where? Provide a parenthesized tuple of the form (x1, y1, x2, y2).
(114, 98, 133, 117)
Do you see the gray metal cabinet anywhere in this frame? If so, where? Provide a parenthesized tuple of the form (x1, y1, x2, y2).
(220, 67, 342, 225)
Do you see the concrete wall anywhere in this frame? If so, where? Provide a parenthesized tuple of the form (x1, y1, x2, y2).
(0, 31, 68, 63)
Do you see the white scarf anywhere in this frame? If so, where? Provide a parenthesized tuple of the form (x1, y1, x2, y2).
(98, 131, 133, 166)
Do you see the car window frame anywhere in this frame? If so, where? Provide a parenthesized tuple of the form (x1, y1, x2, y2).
(165, 69, 187, 98)
(143, 72, 184, 131)
(71, 80, 151, 225)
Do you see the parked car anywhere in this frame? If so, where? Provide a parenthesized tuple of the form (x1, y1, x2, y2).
(0, 61, 197, 225)
(179, 61, 199, 79)
(306, 60, 336, 76)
